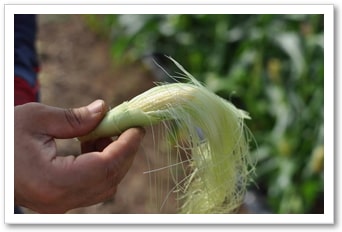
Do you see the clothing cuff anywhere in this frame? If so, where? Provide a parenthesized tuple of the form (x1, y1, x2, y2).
(14, 76, 39, 105)
(14, 65, 39, 87)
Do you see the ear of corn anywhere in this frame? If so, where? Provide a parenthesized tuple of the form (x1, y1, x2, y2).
(78, 57, 254, 214)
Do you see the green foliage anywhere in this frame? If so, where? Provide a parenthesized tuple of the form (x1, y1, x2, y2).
(84, 14, 324, 214)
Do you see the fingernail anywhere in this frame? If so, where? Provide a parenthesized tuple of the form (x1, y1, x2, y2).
(87, 100, 104, 114)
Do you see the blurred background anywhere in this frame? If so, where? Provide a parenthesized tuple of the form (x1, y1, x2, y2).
(29, 14, 324, 214)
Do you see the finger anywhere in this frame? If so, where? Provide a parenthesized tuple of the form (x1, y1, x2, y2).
(72, 129, 145, 209)
(101, 127, 145, 180)
(39, 100, 108, 139)
(50, 128, 145, 210)
(102, 127, 145, 161)
(54, 128, 144, 187)
(104, 127, 145, 151)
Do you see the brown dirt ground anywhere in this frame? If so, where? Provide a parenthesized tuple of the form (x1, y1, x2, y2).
(22, 15, 250, 215)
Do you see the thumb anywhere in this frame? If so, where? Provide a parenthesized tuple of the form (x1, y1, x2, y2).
(41, 100, 108, 139)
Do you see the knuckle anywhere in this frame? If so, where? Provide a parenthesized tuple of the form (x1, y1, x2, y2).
(64, 108, 82, 129)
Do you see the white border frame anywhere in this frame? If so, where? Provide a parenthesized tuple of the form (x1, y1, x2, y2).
(4, 4, 334, 224)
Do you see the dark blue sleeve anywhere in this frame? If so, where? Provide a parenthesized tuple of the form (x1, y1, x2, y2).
(14, 14, 39, 87)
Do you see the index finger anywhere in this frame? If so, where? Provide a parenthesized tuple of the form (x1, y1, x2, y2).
(101, 127, 145, 180)
(51, 127, 145, 193)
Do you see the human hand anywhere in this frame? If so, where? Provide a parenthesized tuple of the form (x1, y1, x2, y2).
(14, 100, 145, 213)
